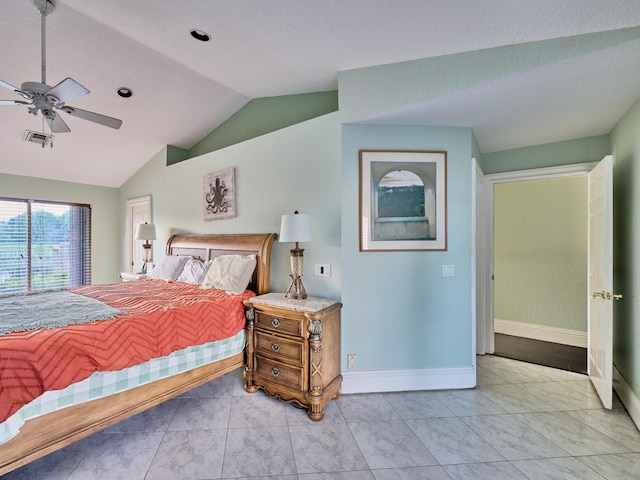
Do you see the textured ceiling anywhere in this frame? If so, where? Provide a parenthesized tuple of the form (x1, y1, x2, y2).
(1, 0, 639, 187)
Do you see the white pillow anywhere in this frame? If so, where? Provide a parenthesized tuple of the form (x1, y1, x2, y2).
(176, 258, 212, 285)
(200, 254, 257, 295)
(149, 255, 190, 281)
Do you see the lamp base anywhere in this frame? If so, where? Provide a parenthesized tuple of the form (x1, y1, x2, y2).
(285, 246, 307, 299)
(285, 275, 307, 300)
(139, 243, 152, 274)
(139, 260, 149, 275)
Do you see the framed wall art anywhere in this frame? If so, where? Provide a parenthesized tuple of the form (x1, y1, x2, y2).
(360, 150, 447, 251)
(203, 168, 235, 221)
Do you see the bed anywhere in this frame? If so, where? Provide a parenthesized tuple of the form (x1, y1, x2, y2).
(0, 232, 276, 475)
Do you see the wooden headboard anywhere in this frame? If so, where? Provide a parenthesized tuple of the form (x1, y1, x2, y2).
(166, 233, 277, 295)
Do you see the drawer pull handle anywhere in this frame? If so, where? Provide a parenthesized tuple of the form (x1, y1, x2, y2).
(271, 318, 280, 328)
(271, 367, 280, 377)
(271, 343, 280, 353)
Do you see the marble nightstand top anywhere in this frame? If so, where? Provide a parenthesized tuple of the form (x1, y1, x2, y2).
(249, 292, 338, 313)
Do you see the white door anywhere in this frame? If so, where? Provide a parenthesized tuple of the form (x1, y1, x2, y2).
(587, 155, 614, 409)
(126, 196, 151, 273)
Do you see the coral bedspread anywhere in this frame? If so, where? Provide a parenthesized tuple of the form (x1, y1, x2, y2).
(0, 279, 252, 423)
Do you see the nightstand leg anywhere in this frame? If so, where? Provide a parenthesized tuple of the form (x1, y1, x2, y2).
(244, 308, 257, 392)
(307, 328, 324, 420)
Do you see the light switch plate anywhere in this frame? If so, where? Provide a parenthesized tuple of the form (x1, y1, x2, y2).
(314, 263, 331, 277)
(442, 264, 454, 277)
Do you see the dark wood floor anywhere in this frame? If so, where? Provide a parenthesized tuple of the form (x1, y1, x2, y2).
(494, 333, 587, 374)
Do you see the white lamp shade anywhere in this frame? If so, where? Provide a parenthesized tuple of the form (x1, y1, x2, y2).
(135, 223, 157, 241)
(279, 213, 311, 243)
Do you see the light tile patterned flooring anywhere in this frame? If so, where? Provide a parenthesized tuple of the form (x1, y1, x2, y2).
(4, 355, 640, 479)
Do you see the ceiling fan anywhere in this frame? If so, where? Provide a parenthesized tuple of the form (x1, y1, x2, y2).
(0, 0, 122, 134)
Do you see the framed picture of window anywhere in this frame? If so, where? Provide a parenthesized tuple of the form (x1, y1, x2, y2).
(359, 150, 447, 251)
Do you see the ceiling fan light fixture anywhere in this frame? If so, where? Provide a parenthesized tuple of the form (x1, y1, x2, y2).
(190, 29, 211, 42)
(117, 87, 133, 98)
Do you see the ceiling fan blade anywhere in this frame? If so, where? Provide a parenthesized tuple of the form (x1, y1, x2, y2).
(0, 79, 31, 100)
(0, 100, 30, 106)
(47, 113, 71, 133)
(60, 105, 122, 129)
(0, 78, 21, 93)
(46, 77, 89, 103)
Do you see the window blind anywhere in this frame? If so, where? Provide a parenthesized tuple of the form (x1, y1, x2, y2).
(0, 198, 91, 294)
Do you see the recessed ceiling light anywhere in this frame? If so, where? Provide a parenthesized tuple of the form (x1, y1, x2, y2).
(190, 29, 211, 42)
(117, 87, 133, 98)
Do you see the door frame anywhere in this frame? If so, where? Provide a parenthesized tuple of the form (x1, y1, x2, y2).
(478, 162, 597, 355)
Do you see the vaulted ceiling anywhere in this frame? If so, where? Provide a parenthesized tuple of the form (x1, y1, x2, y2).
(1, 0, 639, 187)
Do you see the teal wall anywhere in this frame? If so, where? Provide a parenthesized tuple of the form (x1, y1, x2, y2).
(0, 173, 120, 284)
(494, 177, 588, 332)
(341, 125, 474, 370)
(610, 97, 640, 395)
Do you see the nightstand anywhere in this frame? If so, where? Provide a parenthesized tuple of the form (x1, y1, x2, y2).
(243, 293, 342, 420)
(119, 272, 147, 282)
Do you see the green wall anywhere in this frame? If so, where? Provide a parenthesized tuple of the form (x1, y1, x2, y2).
(482, 136, 610, 174)
(494, 177, 588, 332)
(120, 113, 343, 300)
(611, 97, 640, 396)
(0, 173, 120, 284)
(185, 91, 338, 161)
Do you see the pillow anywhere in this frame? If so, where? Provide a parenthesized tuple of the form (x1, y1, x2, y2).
(176, 258, 212, 285)
(200, 254, 257, 295)
(148, 255, 190, 281)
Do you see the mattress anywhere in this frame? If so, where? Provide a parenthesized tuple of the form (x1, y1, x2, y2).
(0, 330, 245, 444)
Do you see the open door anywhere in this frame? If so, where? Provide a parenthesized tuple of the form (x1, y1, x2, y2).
(587, 155, 616, 409)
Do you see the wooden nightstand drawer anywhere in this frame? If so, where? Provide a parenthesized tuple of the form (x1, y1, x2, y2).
(255, 311, 302, 336)
(254, 356, 304, 390)
(255, 331, 305, 365)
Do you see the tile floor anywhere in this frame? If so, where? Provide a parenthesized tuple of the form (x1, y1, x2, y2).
(4, 355, 640, 479)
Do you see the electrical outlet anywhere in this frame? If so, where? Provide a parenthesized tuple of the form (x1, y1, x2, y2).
(347, 353, 357, 369)
(314, 263, 331, 277)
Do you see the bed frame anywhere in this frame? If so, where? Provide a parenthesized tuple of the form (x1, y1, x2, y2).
(0, 233, 277, 475)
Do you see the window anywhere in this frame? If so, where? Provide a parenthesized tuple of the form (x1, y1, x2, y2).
(0, 198, 91, 294)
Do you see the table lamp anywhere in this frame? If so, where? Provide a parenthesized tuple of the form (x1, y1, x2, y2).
(279, 211, 312, 299)
(135, 222, 156, 274)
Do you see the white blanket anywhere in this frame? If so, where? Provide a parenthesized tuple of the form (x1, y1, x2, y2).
(0, 290, 124, 335)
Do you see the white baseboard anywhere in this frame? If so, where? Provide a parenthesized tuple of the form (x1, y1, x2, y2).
(341, 365, 475, 394)
(495, 319, 587, 348)
(613, 366, 640, 431)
